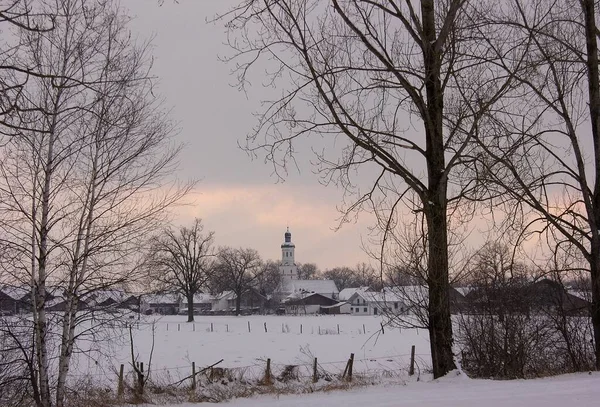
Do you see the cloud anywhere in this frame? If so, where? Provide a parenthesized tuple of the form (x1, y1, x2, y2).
(172, 183, 373, 269)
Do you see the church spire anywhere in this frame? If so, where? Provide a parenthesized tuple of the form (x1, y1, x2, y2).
(280, 227, 298, 280)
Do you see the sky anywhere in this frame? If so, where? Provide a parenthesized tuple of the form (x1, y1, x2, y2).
(123, 0, 374, 270)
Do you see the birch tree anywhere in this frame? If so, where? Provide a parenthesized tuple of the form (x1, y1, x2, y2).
(0, 1, 190, 405)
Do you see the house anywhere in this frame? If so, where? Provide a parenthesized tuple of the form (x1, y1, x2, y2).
(338, 287, 370, 301)
(86, 290, 140, 312)
(211, 288, 267, 314)
(284, 293, 338, 315)
(281, 279, 339, 300)
(0, 289, 18, 315)
(531, 279, 591, 315)
(178, 293, 213, 314)
(347, 290, 407, 316)
(319, 301, 352, 315)
(142, 293, 180, 315)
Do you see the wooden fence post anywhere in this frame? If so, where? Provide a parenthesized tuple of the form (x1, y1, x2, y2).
(265, 358, 272, 385)
(191, 362, 197, 390)
(312, 357, 318, 383)
(117, 364, 124, 397)
(348, 353, 354, 382)
(138, 362, 145, 395)
(409, 345, 415, 376)
(264, 322, 268, 333)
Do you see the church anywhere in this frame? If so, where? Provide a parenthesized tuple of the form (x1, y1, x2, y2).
(277, 228, 339, 300)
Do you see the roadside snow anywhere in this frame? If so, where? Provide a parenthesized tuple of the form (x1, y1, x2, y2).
(165, 372, 600, 407)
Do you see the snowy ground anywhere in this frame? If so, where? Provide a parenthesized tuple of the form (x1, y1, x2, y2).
(165, 372, 600, 407)
(72, 315, 431, 385)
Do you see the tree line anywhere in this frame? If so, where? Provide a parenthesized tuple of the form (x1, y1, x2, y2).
(144, 217, 388, 321)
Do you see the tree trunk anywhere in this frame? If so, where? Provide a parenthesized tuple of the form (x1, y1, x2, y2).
(235, 290, 242, 316)
(421, 0, 456, 379)
(34, 106, 60, 407)
(56, 299, 78, 407)
(187, 293, 194, 322)
(426, 202, 456, 378)
(582, 0, 600, 370)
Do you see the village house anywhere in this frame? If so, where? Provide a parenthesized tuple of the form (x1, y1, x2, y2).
(142, 293, 180, 315)
(178, 293, 213, 314)
(347, 290, 407, 316)
(211, 288, 267, 314)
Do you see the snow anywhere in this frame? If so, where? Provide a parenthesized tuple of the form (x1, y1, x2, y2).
(162, 372, 600, 407)
(72, 315, 431, 385)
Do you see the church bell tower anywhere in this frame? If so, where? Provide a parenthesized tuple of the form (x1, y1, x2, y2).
(280, 227, 298, 280)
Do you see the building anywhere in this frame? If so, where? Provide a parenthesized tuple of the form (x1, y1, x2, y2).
(142, 293, 180, 315)
(211, 288, 267, 314)
(178, 293, 214, 314)
(283, 279, 339, 300)
(284, 293, 339, 315)
(276, 228, 340, 303)
(347, 290, 407, 316)
(338, 287, 370, 301)
(279, 227, 299, 281)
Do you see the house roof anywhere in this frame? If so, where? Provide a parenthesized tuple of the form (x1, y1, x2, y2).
(338, 287, 370, 301)
(0, 285, 29, 300)
(191, 293, 214, 303)
(143, 293, 180, 305)
(283, 279, 339, 295)
(284, 293, 338, 306)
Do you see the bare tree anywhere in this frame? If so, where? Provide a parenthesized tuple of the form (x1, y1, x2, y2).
(213, 247, 263, 315)
(255, 259, 282, 297)
(322, 263, 379, 290)
(147, 219, 215, 322)
(297, 262, 319, 280)
(220, 0, 519, 377)
(322, 267, 356, 291)
(0, 1, 190, 406)
(470, 0, 600, 369)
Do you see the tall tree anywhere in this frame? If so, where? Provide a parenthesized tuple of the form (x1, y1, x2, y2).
(221, 0, 516, 376)
(470, 0, 600, 369)
(147, 219, 215, 322)
(213, 247, 263, 315)
(0, 1, 190, 405)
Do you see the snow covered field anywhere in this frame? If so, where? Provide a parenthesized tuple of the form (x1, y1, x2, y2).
(169, 372, 600, 407)
(72, 315, 431, 385)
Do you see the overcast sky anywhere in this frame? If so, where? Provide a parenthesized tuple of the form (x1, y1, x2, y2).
(123, 0, 375, 269)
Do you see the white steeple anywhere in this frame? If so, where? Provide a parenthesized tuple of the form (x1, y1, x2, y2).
(279, 227, 298, 280)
